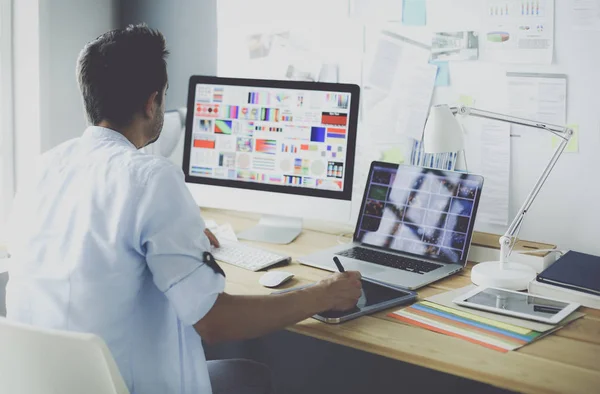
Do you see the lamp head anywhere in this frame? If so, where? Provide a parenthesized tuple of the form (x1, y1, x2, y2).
(423, 104, 465, 154)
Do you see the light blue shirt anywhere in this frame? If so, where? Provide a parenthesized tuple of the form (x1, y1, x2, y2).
(6, 127, 225, 394)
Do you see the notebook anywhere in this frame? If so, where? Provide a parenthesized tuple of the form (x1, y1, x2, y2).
(537, 251, 600, 296)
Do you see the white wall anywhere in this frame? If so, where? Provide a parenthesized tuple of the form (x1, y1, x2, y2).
(13, 0, 118, 192)
(427, 1, 600, 256)
(216, 0, 600, 256)
(367, 3, 600, 256)
(5, 0, 118, 317)
(13, 0, 42, 195)
(0, 0, 14, 228)
(119, 0, 218, 110)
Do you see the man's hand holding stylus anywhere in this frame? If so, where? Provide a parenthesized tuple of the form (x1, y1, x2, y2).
(314, 271, 362, 311)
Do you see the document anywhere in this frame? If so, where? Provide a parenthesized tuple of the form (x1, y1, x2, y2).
(507, 72, 567, 135)
(365, 64, 437, 142)
(573, 0, 600, 30)
(402, 0, 427, 26)
(217, 4, 363, 84)
(430, 60, 450, 86)
(477, 121, 511, 225)
(364, 31, 434, 141)
(481, 0, 555, 64)
(392, 63, 438, 141)
(431, 31, 479, 61)
(366, 32, 430, 94)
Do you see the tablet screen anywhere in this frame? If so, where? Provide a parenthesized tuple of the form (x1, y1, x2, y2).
(464, 288, 569, 318)
(317, 279, 413, 319)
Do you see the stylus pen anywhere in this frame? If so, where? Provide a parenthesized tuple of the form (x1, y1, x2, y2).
(333, 256, 345, 273)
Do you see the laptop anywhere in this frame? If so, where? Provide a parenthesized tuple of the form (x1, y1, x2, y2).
(299, 161, 484, 290)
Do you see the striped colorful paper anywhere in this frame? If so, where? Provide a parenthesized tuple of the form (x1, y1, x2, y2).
(388, 301, 546, 353)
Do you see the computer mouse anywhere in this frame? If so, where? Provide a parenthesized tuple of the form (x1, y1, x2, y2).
(259, 271, 294, 288)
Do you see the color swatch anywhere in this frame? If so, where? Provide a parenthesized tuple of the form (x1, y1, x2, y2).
(327, 127, 346, 139)
(311, 127, 326, 142)
(321, 112, 348, 126)
(215, 120, 233, 134)
(255, 139, 278, 155)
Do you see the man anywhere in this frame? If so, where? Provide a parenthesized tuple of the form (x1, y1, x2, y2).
(6, 24, 361, 394)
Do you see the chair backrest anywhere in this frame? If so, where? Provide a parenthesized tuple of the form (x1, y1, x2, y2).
(0, 317, 130, 394)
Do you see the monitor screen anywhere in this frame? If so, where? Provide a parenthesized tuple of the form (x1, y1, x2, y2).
(355, 163, 484, 264)
(183, 77, 359, 200)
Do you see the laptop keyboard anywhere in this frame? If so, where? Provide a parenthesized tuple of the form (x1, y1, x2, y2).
(336, 247, 441, 275)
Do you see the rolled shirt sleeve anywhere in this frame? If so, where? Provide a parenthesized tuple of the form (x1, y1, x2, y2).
(134, 161, 225, 326)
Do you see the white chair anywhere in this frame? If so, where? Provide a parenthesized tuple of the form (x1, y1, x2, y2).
(0, 317, 129, 394)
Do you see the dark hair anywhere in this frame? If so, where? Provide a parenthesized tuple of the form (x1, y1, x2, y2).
(77, 24, 169, 126)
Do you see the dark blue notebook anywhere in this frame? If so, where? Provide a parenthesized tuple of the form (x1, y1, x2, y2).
(537, 251, 600, 296)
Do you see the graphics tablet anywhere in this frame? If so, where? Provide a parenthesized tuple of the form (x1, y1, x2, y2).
(313, 279, 417, 324)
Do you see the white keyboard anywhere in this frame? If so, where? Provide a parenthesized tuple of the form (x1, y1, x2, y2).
(211, 241, 291, 271)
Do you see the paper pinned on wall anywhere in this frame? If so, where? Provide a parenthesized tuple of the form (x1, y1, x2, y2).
(381, 146, 405, 164)
(572, 0, 600, 31)
(402, 0, 427, 26)
(507, 72, 567, 136)
(481, 0, 555, 64)
(430, 60, 450, 86)
(364, 31, 434, 142)
(364, 63, 437, 142)
(366, 32, 430, 95)
(457, 94, 476, 107)
(431, 31, 479, 61)
(476, 121, 511, 226)
(393, 63, 438, 141)
(217, 16, 364, 84)
(552, 124, 579, 153)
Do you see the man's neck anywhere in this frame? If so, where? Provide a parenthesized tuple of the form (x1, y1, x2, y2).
(97, 120, 145, 149)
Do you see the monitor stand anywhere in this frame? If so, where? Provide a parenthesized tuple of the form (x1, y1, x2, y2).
(237, 215, 302, 245)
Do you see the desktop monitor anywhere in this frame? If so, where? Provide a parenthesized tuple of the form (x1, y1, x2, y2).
(183, 76, 360, 244)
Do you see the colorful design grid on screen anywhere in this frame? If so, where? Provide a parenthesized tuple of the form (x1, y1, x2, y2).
(357, 166, 481, 264)
(188, 84, 352, 192)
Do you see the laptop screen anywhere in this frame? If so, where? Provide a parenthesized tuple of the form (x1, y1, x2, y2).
(355, 163, 484, 264)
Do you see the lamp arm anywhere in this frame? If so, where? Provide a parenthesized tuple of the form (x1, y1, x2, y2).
(449, 106, 572, 140)
(449, 106, 574, 266)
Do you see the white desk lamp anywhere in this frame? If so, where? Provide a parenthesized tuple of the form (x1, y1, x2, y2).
(423, 104, 468, 170)
(423, 104, 573, 290)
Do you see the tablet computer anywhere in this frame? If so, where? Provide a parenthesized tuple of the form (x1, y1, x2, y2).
(313, 279, 417, 324)
(453, 286, 580, 324)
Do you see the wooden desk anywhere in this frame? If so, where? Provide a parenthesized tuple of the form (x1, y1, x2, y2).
(203, 208, 600, 394)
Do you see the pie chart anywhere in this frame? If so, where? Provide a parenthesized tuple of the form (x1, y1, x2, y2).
(487, 32, 510, 42)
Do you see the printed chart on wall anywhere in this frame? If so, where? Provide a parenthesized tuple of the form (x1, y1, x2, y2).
(481, 0, 555, 64)
(188, 83, 352, 192)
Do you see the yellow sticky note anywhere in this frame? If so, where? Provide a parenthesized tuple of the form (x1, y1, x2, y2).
(457, 94, 475, 107)
(381, 147, 404, 164)
(552, 124, 579, 153)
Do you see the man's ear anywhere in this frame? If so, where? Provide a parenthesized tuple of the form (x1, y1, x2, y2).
(143, 91, 160, 119)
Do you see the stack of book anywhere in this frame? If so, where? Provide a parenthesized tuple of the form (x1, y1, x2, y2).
(388, 286, 583, 353)
(529, 250, 600, 309)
